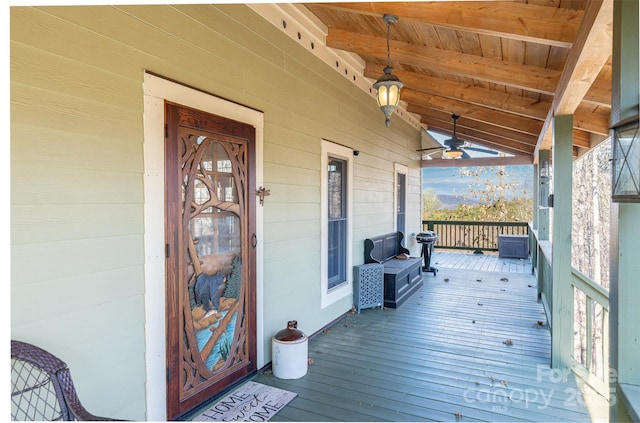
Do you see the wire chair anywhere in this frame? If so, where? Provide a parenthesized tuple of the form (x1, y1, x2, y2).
(11, 340, 122, 421)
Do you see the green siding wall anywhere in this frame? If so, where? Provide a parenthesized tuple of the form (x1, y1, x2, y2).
(10, 4, 423, 419)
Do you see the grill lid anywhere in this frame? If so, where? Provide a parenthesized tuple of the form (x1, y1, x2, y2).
(416, 231, 438, 243)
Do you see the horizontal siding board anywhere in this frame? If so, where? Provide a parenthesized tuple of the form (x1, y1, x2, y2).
(263, 235, 320, 263)
(264, 218, 320, 241)
(263, 183, 319, 204)
(263, 126, 319, 153)
(12, 235, 143, 284)
(265, 202, 319, 221)
(167, 4, 287, 72)
(10, 41, 141, 110)
(264, 143, 319, 172)
(11, 123, 141, 174)
(12, 294, 144, 349)
(263, 250, 319, 283)
(12, 204, 143, 244)
(37, 5, 261, 86)
(354, 164, 393, 184)
(264, 162, 319, 186)
(58, 326, 147, 420)
(11, 83, 142, 142)
(11, 265, 143, 324)
(11, 164, 142, 205)
(11, 7, 159, 80)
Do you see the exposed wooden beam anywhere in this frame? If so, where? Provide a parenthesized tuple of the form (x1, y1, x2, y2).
(415, 107, 540, 146)
(553, 0, 613, 115)
(402, 89, 544, 135)
(584, 61, 613, 107)
(327, 28, 561, 94)
(364, 65, 551, 120)
(421, 155, 533, 168)
(535, 0, 613, 156)
(573, 109, 610, 136)
(573, 129, 592, 148)
(313, 2, 582, 48)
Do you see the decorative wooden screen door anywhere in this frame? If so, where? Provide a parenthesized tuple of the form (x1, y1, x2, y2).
(164, 102, 257, 419)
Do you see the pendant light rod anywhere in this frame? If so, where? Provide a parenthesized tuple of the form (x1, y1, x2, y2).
(383, 14, 398, 68)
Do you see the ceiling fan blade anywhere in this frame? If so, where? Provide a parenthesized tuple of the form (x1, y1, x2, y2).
(463, 146, 500, 155)
(461, 149, 471, 159)
(416, 146, 445, 152)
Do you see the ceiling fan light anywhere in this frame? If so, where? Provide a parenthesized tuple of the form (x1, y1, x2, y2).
(445, 147, 463, 159)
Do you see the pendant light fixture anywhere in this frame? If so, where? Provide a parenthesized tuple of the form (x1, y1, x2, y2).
(373, 14, 403, 128)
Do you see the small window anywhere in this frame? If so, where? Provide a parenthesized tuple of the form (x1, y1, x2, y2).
(321, 141, 353, 308)
(328, 157, 347, 289)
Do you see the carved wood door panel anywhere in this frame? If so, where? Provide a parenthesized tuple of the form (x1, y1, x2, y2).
(165, 102, 256, 420)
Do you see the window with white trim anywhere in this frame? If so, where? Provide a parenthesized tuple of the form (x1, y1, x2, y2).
(321, 141, 353, 308)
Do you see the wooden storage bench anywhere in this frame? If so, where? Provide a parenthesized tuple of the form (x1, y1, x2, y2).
(364, 232, 422, 308)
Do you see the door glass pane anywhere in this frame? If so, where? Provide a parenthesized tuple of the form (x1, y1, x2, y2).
(181, 132, 247, 381)
(397, 173, 406, 233)
(328, 157, 347, 289)
(328, 159, 345, 219)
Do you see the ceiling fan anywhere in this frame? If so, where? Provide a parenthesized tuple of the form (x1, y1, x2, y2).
(417, 114, 500, 159)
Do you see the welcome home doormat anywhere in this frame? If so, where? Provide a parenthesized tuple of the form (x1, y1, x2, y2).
(193, 381, 297, 422)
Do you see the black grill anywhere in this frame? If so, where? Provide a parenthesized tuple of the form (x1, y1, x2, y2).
(416, 231, 438, 275)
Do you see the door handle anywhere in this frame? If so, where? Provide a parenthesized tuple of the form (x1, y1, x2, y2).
(251, 233, 257, 249)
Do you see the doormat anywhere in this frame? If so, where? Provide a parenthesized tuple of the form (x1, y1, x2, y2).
(193, 381, 297, 422)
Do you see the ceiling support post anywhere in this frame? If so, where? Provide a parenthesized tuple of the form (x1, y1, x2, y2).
(550, 114, 574, 370)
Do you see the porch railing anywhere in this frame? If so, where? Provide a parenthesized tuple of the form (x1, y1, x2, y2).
(571, 268, 610, 398)
(530, 225, 610, 399)
(422, 220, 529, 252)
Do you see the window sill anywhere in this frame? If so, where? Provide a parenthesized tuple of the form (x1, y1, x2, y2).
(619, 383, 640, 422)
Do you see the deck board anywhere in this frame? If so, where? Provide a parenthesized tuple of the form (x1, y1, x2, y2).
(186, 253, 589, 422)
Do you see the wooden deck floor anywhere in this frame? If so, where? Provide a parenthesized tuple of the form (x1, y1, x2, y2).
(186, 262, 589, 422)
(432, 250, 533, 274)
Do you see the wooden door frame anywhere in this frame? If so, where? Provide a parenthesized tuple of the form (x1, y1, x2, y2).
(142, 72, 265, 421)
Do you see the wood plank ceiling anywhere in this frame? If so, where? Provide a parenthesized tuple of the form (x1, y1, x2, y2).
(303, 1, 613, 165)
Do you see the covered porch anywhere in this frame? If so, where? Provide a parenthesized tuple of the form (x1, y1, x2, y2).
(9, 1, 638, 421)
(186, 254, 590, 421)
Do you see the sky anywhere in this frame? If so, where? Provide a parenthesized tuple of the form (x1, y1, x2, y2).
(422, 166, 533, 200)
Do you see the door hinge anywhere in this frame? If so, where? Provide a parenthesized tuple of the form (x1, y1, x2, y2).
(167, 367, 170, 382)
(165, 123, 169, 138)
(165, 243, 170, 258)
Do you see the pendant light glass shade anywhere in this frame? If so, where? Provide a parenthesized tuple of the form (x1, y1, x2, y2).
(373, 14, 403, 128)
(373, 66, 404, 127)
